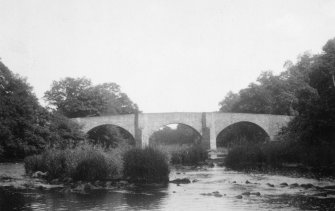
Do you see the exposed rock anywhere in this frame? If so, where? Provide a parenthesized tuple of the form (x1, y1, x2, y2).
(170, 178, 191, 184)
(118, 180, 129, 185)
(0, 175, 13, 181)
(32, 171, 48, 178)
(192, 179, 199, 183)
(251, 192, 261, 196)
(245, 180, 250, 184)
(62, 177, 72, 184)
(50, 179, 59, 185)
(242, 192, 250, 196)
(280, 182, 288, 187)
(290, 183, 299, 188)
(313, 192, 328, 197)
(200, 193, 213, 196)
(266, 183, 274, 187)
(235, 195, 243, 199)
(301, 183, 314, 189)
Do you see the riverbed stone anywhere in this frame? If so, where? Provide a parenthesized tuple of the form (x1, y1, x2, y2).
(301, 183, 314, 189)
(170, 178, 191, 184)
(251, 192, 261, 196)
(242, 192, 250, 196)
(266, 183, 275, 187)
(50, 179, 59, 184)
(32, 171, 48, 179)
(290, 183, 299, 188)
(280, 182, 288, 187)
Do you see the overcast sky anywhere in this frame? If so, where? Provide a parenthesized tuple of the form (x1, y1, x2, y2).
(1, 0, 335, 113)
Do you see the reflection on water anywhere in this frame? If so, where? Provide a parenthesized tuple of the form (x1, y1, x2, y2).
(1, 163, 335, 210)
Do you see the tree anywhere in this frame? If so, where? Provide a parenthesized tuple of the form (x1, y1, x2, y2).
(44, 77, 138, 118)
(282, 38, 335, 145)
(0, 62, 84, 160)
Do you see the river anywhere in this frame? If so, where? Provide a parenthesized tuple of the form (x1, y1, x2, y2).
(1, 163, 335, 210)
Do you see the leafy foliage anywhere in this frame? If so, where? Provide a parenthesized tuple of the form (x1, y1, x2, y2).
(0, 62, 84, 160)
(123, 147, 169, 183)
(170, 144, 208, 165)
(44, 77, 138, 118)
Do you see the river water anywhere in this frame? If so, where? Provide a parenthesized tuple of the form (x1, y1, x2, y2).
(1, 163, 335, 210)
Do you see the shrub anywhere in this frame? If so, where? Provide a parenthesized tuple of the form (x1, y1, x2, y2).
(73, 149, 109, 181)
(170, 144, 208, 165)
(225, 144, 264, 169)
(24, 154, 46, 174)
(123, 147, 169, 183)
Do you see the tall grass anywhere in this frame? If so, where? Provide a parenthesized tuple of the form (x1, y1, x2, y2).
(123, 147, 169, 183)
(24, 143, 130, 181)
(169, 144, 208, 165)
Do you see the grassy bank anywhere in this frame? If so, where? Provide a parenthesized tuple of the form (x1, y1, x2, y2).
(224, 141, 335, 176)
(24, 144, 170, 183)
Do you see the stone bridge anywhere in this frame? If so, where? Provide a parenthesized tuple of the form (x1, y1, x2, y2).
(72, 112, 292, 150)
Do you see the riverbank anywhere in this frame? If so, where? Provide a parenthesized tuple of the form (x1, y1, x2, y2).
(1, 162, 335, 210)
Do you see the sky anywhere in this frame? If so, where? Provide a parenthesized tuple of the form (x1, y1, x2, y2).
(1, 0, 335, 113)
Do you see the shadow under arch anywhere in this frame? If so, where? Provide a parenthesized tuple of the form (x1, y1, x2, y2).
(216, 121, 270, 149)
(149, 123, 202, 147)
(87, 124, 135, 148)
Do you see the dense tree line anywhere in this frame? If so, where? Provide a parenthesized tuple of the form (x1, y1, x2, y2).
(219, 38, 335, 148)
(0, 63, 139, 160)
(0, 62, 84, 160)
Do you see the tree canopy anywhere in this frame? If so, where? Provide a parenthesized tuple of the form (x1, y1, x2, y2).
(0, 62, 84, 160)
(219, 37, 335, 146)
(44, 77, 139, 118)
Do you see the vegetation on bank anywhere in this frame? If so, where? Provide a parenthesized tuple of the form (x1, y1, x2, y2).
(24, 144, 170, 183)
(123, 147, 169, 183)
(24, 143, 129, 181)
(221, 38, 335, 173)
(170, 144, 208, 165)
(225, 141, 335, 176)
(0, 61, 139, 161)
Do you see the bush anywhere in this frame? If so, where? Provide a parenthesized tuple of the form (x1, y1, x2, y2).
(73, 150, 109, 181)
(170, 144, 208, 165)
(24, 154, 46, 174)
(123, 147, 169, 183)
(225, 144, 264, 169)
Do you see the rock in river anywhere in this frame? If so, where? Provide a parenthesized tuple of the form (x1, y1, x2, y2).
(170, 178, 191, 184)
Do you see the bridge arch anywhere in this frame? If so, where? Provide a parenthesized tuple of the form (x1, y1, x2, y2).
(87, 124, 136, 147)
(216, 121, 270, 149)
(148, 123, 202, 147)
(73, 114, 136, 137)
